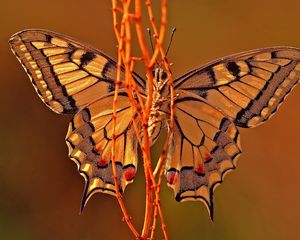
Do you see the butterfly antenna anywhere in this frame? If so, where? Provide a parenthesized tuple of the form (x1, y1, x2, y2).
(147, 28, 155, 53)
(166, 28, 176, 57)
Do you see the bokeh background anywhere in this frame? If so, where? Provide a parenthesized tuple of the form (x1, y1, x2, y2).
(1, 0, 300, 239)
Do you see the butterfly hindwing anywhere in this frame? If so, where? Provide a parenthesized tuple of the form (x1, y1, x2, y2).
(174, 47, 300, 127)
(166, 90, 241, 219)
(65, 92, 139, 209)
(9, 29, 145, 114)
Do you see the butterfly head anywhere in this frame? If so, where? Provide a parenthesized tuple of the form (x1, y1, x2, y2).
(152, 67, 168, 91)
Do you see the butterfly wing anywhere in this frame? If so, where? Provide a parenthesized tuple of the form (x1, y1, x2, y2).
(166, 90, 241, 219)
(9, 29, 145, 114)
(65, 91, 139, 210)
(168, 47, 300, 218)
(9, 29, 144, 208)
(174, 47, 300, 127)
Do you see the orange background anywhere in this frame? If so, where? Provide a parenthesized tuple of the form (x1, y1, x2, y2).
(1, 1, 300, 239)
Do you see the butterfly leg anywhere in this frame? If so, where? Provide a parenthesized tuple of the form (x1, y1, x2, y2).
(156, 93, 179, 104)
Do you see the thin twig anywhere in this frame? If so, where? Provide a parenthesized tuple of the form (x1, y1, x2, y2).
(111, 0, 172, 239)
(111, 1, 140, 238)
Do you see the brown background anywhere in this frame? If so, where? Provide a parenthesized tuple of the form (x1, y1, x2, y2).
(1, 1, 300, 239)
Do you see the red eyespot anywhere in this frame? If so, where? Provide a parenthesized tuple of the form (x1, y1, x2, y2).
(195, 165, 204, 175)
(97, 159, 107, 168)
(166, 171, 178, 185)
(124, 168, 136, 181)
(204, 152, 212, 161)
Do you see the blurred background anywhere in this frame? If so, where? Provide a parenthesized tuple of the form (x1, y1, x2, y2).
(1, 0, 300, 239)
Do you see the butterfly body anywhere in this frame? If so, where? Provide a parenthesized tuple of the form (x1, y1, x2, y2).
(147, 67, 169, 141)
(9, 29, 300, 219)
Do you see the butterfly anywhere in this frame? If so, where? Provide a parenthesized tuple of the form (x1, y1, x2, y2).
(9, 29, 300, 220)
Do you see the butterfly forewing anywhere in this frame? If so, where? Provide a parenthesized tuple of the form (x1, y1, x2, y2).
(9, 29, 145, 114)
(174, 47, 300, 128)
(166, 90, 241, 219)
